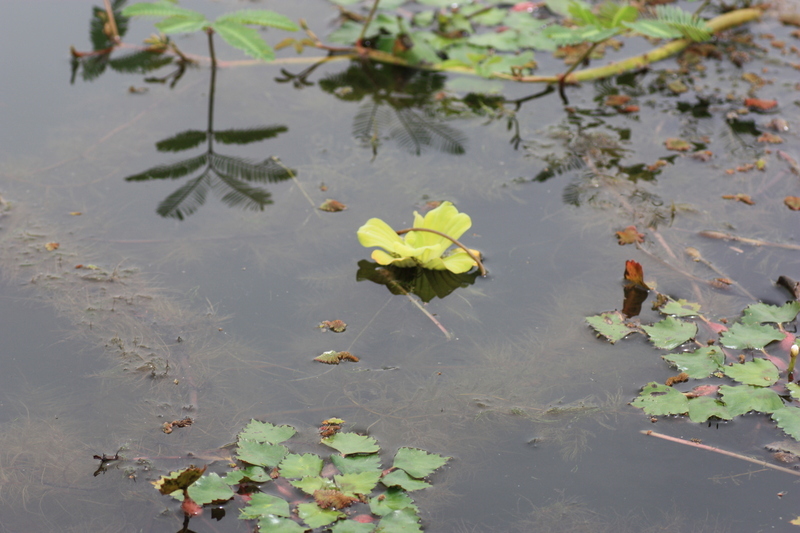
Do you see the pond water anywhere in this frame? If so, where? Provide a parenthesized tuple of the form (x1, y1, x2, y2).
(1, 1, 799, 532)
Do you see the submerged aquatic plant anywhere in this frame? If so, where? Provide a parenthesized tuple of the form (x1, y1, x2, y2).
(357, 201, 484, 275)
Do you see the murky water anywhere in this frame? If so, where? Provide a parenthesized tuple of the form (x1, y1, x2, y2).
(1, 1, 799, 531)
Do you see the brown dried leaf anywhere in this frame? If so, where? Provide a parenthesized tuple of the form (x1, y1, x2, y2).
(616, 225, 645, 245)
(785, 196, 800, 211)
(152, 465, 206, 495)
(69, 211, 82, 216)
(313, 489, 358, 509)
(721, 193, 755, 205)
(604, 95, 631, 107)
(319, 320, 347, 333)
(45, 242, 60, 251)
(624, 260, 648, 289)
(757, 132, 783, 144)
(665, 372, 689, 386)
(319, 199, 347, 212)
(690, 150, 713, 162)
(314, 351, 359, 364)
(665, 138, 691, 151)
(618, 105, 639, 114)
(744, 97, 777, 110)
(647, 159, 669, 171)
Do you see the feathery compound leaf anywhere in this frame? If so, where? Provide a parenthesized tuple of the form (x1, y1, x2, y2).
(155, 130, 207, 152)
(124, 154, 208, 181)
(215, 10, 299, 32)
(122, 1, 202, 19)
(654, 5, 711, 42)
(155, 14, 208, 34)
(211, 20, 275, 61)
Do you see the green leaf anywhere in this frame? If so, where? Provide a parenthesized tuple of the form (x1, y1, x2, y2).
(223, 465, 271, 483)
(322, 433, 380, 456)
(155, 14, 208, 34)
(212, 20, 275, 61)
(772, 407, 800, 440)
(214, 126, 288, 145)
(723, 358, 780, 387)
(238, 420, 296, 443)
(719, 322, 784, 350)
(642, 316, 697, 350)
(631, 382, 689, 416)
(719, 385, 784, 416)
(278, 453, 323, 479)
(585, 311, 636, 343)
(375, 508, 423, 533)
(297, 502, 345, 529)
(187, 473, 234, 505)
(662, 346, 723, 378)
(257, 515, 307, 533)
(122, 1, 201, 18)
(741, 301, 800, 325)
(381, 470, 431, 491)
(624, 20, 682, 39)
(290, 476, 335, 495)
(240, 493, 292, 519)
(124, 154, 209, 181)
(467, 31, 520, 52)
(392, 448, 449, 479)
(687, 397, 732, 423)
(236, 441, 288, 468)
(215, 10, 299, 32)
(330, 520, 376, 533)
(654, 4, 711, 42)
(659, 298, 702, 317)
(369, 487, 419, 517)
(155, 130, 207, 152)
(330, 454, 382, 475)
(335, 472, 381, 495)
(787, 383, 800, 401)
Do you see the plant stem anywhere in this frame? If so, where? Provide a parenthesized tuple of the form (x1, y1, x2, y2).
(357, 0, 381, 45)
(395, 227, 487, 276)
(206, 28, 217, 69)
(270, 156, 320, 215)
(558, 41, 601, 104)
(699, 231, 800, 251)
(102, 0, 120, 43)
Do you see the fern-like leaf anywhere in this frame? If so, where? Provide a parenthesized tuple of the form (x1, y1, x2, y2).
(124, 154, 209, 181)
(215, 10, 299, 32)
(156, 173, 211, 220)
(655, 5, 711, 42)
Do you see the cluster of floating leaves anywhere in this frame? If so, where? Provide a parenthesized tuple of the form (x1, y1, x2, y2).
(152, 419, 449, 532)
(587, 298, 800, 440)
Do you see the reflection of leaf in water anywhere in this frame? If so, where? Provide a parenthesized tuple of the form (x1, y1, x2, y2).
(214, 170, 273, 212)
(90, 0, 129, 50)
(210, 153, 293, 183)
(80, 54, 110, 82)
(108, 50, 173, 74)
(157, 173, 211, 219)
(214, 126, 288, 145)
(355, 260, 478, 303)
(156, 130, 208, 152)
(125, 153, 209, 181)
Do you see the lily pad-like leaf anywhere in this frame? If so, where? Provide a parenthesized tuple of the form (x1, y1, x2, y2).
(297, 502, 345, 529)
(642, 316, 697, 350)
(330, 453, 382, 475)
(585, 311, 637, 343)
(258, 514, 308, 533)
(392, 448, 449, 479)
(787, 383, 800, 401)
(631, 382, 689, 416)
(719, 385, 784, 416)
(741, 301, 800, 325)
(723, 358, 780, 387)
(240, 493, 291, 519)
(224, 465, 271, 484)
(370, 487, 419, 516)
(238, 420, 296, 443)
(322, 433, 380, 456)
(659, 298, 702, 317)
(152, 465, 206, 495)
(687, 397, 733, 423)
(236, 441, 288, 468)
(330, 520, 376, 533)
(290, 476, 336, 495)
(376, 508, 423, 533)
(187, 473, 234, 505)
(771, 407, 800, 440)
(278, 453, 323, 479)
(335, 472, 381, 495)
(720, 322, 784, 350)
(381, 469, 431, 491)
(662, 346, 723, 378)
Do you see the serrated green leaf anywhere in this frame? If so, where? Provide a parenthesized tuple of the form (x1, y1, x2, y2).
(156, 130, 207, 152)
(335, 472, 381, 495)
(788, 383, 800, 401)
(258, 514, 307, 533)
(631, 382, 689, 416)
(467, 31, 520, 52)
(212, 20, 275, 61)
(720, 322, 784, 350)
(772, 407, 800, 441)
(687, 396, 733, 423)
(623, 20, 682, 39)
(290, 476, 335, 495)
(331, 520, 376, 533)
(155, 14, 208, 34)
(585, 311, 636, 343)
(392, 448, 449, 479)
(322, 433, 380, 456)
(236, 441, 288, 468)
(662, 346, 723, 378)
(297, 502, 345, 529)
(741, 301, 800, 325)
(719, 385, 784, 416)
(381, 470, 431, 491)
(187, 473, 234, 505)
(215, 9, 299, 32)
(659, 298, 702, 317)
(240, 493, 291, 519)
(278, 453, 323, 479)
(122, 1, 200, 18)
(369, 487, 418, 517)
(330, 454, 383, 475)
(376, 508, 423, 533)
(223, 465, 271, 484)
(238, 420, 296, 443)
(642, 316, 697, 350)
(723, 358, 780, 386)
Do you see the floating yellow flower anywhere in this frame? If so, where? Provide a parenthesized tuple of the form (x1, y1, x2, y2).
(357, 201, 482, 274)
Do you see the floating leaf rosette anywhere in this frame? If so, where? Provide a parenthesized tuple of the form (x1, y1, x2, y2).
(357, 201, 481, 274)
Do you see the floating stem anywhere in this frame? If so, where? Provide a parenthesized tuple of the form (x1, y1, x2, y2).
(396, 227, 486, 277)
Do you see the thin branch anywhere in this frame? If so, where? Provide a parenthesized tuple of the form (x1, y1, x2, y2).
(270, 156, 320, 216)
(396, 227, 486, 276)
(357, 0, 381, 45)
(102, 0, 121, 44)
(700, 230, 800, 252)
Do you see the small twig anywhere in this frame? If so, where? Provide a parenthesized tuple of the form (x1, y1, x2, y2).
(700, 231, 800, 252)
(396, 227, 486, 276)
(357, 0, 381, 45)
(102, 0, 121, 44)
(685, 246, 756, 300)
(382, 279, 452, 340)
(558, 41, 601, 104)
(641, 430, 800, 477)
(270, 156, 320, 216)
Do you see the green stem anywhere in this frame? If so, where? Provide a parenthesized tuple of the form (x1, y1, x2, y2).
(558, 41, 601, 104)
(357, 0, 381, 45)
(206, 27, 216, 69)
(396, 227, 486, 277)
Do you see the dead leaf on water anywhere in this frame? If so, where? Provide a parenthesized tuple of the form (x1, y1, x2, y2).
(757, 132, 783, 144)
(319, 320, 347, 333)
(314, 350, 359, 364)
(744, 97, 776, 110)
(785, 197, 800, 211)
(69, 211, 82, 216)
(319, 199, 347, 212)
(616, 225, 644, 245)
(624, 259, 648, 289)
(604, 95, 630, 107)
(665, 138, 691, 151)
(45, 242, 59, 251)
(722, 193, 755, 205)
